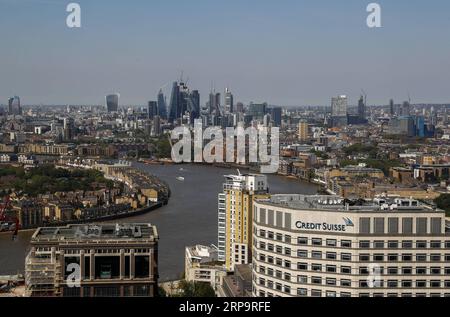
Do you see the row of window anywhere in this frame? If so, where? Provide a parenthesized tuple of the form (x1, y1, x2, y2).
(256, 229, 450, 249)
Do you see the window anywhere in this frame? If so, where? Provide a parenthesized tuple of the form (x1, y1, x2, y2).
(297, 275, 307, 284)
(401, 254, 412, 261)
(312, 238, 322, 246)
(285, 248, 291, 256)
(341, 240, 352, 248)
(259, 229, 266, 237)
(326, 252, 336, 260)
(267, 268, 274, 276)
(373, 254, 384, 261)
(284, 260, 291, 269)
(312, 251, 322, 259)
(359, 241, 370, 248)
(387, 267, 398, 274)
(341, 292, 352, 297)
(341, 266, 352, 274)
(341, 279, 351, 287)
(298, 237, 308, 245)
(430, 254, 441, 262)
(259, 278, 266, 286)
(297, 263, 308, 271)
(416, 280, 426, 288)
(297, 250, 308, 258)
(402, 241, 413, 249)
(285, 235, 291, 244)
(387, 280, 398, 288)
(311, 264, 322, 272)
(416, 241, 427, 248)
(284, 285, 291, 294)
(430, 241, 441, 249)
(276, 258, 282, 266)
(342, 253, 352, 261)
(276, 233, 283, 241)
(359, 280, 368, 288)
(388, 241, 399, 249)
(275, 246, 282, 254)
(359, 254, 370, 262)
(416, 267, 427, 275)
(430, 267, 441, 275)
(297, 288, 307, 296)
(311, 277, 322, 285)
(402, 280, 412, 288)
(311, 290, 322, 297)
(416, 254, 427, 262)
(430, 281, 441, 288)
(326, 291, 337, 297)
(326, 239, 337, 247)
(402, 267, 412, 275)
(359, 267, 369, 275)
(326, 265, 336, 273)
(326, 278, 336, 286)
(388, 254, 398, 262)
(267, 231, 274, 239)
(374, 241, 384, 249)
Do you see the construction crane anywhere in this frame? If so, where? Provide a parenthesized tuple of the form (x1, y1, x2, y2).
(0, 195, 19, 240)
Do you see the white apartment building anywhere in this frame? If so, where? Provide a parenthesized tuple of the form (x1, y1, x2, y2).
(184, 245, 226, 291)
(252, 195, 450, 297)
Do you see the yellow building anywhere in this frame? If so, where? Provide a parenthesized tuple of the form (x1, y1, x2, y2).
(298, 120, 309, 141)
(218, 173, 269, 271)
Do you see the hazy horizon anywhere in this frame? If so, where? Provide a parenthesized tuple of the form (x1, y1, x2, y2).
(1, 0, 450, 106)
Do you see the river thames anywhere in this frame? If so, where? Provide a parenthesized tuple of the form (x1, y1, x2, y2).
(0, 163, 318, 281)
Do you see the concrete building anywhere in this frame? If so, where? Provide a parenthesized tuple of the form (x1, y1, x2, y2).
(218, 173, 269, 271)
(185, 245, 226, 291)
(298, 120, 309, 141)
(25, 223, 158, 297)
(252, 195, 450, 297)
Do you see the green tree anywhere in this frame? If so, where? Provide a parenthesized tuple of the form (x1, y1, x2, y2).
(435, 194, 450, 216)
(177, 280, 216, 297)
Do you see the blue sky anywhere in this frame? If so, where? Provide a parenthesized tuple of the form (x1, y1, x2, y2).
(1, 0, 449, 106)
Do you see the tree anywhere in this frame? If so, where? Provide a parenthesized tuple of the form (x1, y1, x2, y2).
(177, 280, 216, 297)
(435, 194, 450, 216)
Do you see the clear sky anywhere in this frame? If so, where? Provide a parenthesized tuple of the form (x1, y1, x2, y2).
(1, 0, 449, 106)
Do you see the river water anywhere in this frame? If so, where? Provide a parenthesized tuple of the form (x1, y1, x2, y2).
(0, 163, 317, 281)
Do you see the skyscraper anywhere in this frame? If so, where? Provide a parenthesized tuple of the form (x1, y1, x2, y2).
(357, 95, 366, 121)
(224, 88, 234, 113)
(106, 94, 119, 112)
(331, 95, 348, 117)
(8, 96, 22, 115)
(168, 81, 200, 123)
(389, 99, 395, 116)
(218, 173, 269, 271)
(331, 95, 348, 127)
(157, 89, 167, 120)
(148, 101, 158, 119)
(269, 107, 282, 127)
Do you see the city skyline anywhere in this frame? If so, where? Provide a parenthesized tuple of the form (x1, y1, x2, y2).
(1, 0, 450, 105)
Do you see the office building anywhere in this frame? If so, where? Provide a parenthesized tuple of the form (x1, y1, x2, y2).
(8, 96, 22, 115)
(357, 95, 366, 121)
(218, 173, 269, 271)
(224, 88, 234, 113)
(252, 195, 450, 297)
(168, 81, 200, 123)
(389, 99, 395, 116)
(269, 107, 282, 127)
(106, 94, 119, 112)
(331, 95, 348, 127)
(157, 89, 167, 119)
(248, 103, 267, 121)
(25, 223, 159, 297)
(148, 101, 158, 119)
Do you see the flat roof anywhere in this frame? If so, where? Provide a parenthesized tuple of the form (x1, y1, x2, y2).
(256, 195, 440, 213)
(31, 223, 157, 242)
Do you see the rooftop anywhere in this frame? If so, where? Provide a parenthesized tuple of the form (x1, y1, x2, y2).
(256, 194, 440, 213)
(31, 223, 157, 242)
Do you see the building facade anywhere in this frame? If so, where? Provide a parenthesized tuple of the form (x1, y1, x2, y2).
(252, 195, 450, 297)
(25, 223, 158, 297)
(218, 173, 269, 271)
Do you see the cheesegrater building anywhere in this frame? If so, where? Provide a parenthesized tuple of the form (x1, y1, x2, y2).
(252, 195, 450, 297)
